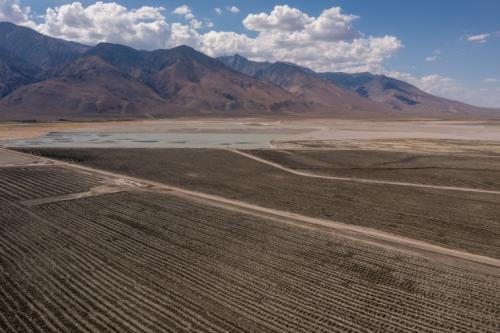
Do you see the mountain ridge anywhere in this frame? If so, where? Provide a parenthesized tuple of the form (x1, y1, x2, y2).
(219, 54, 497, 117)
(0, 21, 497, 120)
(0, 22, 89, 69)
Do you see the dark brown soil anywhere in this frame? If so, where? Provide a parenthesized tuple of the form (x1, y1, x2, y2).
(1, 189, 499, 332)
(21, 148, 500, 259)
(249, 149, 500, 191)
(0, 165, 102, 200)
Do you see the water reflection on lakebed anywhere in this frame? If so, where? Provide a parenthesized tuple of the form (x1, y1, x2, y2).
(6, 131, 288, 148)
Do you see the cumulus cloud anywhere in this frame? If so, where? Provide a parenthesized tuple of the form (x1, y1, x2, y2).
(467, 33, 490, 43)
(417, 75, 465, 97)
(304, 7, 359, 41)
(36, 2, 169, 50)
(172, 5, 194, 20)
(214, 7, 222, 15)
(3, 2, 402, 73)
(214, 5, 401, 72)
(386, 71, 500, 107)
(227, 6, 240, 14)
(424, 50, 440, 62)
(190, 19, 202, 29)
(243, 5, 313, 32)
(482, 78, 500, 83)
(0, 0, 35, 27)
(387, 71, 465, 99)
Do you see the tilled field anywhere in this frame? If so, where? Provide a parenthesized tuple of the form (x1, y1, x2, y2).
(2, 190, 500, 333)
(22, 148, 500, 259)
(248, 149, 500, 191)
(0, 166, 103, 201)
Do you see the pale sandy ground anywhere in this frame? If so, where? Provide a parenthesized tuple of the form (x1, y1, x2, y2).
(1, 118, 500, 152)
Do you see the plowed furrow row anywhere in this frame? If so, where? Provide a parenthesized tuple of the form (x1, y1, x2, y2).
(101, 206, 496, 330)
(0, 177, 48, 200)
(37, 198, 498, 330)
(0, 263, 64, 333)
(0, 203, 253, 333)
(1, 170, 96, 197)
(0, 166, 102, 200)
(96, 194, 500, 306)
(83, 193, 500, 326)
(0, 233, 121, 333)
(37, 203, 367, 333)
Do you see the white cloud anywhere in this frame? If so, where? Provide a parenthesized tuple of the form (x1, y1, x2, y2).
(173, 5, 194, 20)
(467, 33, 490, 43)
(214, 7, 222, 15)
(425, 49, 440, 62)
(417, 75, 465, 97)
(242, 5, 359, 41)
(304, 7, 359, 41)
(38, 2, 170, 50)
(3, 2, 402, 73)
(386, 71, 464, 99)
(227, 6, 240, 14)
(190, 19, 202, 29)
(243, 5, 313, 32)
(387, 71, 500, 108)
(0, 0, 35, 27)
(482, 78, 500, 83)
(210, 5, 402, 72)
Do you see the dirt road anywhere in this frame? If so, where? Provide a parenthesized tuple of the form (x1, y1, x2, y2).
(230, 149, 500, 195)
(3, 147, 500, 276)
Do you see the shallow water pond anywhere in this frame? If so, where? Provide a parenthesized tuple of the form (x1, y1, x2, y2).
(6, 131, 287, 148)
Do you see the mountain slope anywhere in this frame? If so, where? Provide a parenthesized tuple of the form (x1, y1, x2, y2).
(0, 42, 308, 119)
(1, 55, 168, 119)
(0, 21, 89, 69)
(218, 54, 393, 115)
(0, 47, 41, 97)
(0, 22, 497, 119)
(320, 72, 493, 115)
(221, 54, 499, 116)
(83, 43, 305, 113)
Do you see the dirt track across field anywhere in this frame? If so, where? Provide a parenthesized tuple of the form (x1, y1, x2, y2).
(4, 147, 500, 276)
(3, 147, 500, 332)
(230, 149, 500, 195)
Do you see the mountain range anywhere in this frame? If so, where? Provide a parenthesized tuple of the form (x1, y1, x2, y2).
(0, 21, 497, 120)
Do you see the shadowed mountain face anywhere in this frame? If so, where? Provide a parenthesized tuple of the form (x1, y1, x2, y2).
(2, 56, 169, 118)
(0, 22, 497, 120)
(0, 47, 42, 97)
(0, 22, 89, 69)
(319, 72, 491, 115)
(218, 55, 393, 115)
(0, 34, 306, 119)
(220, 55, 498, 116)
(82, 43, 303, 113)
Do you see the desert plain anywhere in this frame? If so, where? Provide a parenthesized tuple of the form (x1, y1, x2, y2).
(1, 118, 500, 332)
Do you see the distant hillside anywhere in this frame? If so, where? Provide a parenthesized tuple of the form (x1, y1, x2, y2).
(83, 43, 304, 113)
(0, 47, 41, 97)
(0, 21, 497, 120)
(218, 55, 393, 115)
(2, 55, 169, 118)
(0, 22, 88, 69)
(0, 30, 307, 119)
(319, 72, 494, 115)
(221, 55, 499, 117)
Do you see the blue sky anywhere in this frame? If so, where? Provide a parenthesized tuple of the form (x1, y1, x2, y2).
(2, 0, 499, 107)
